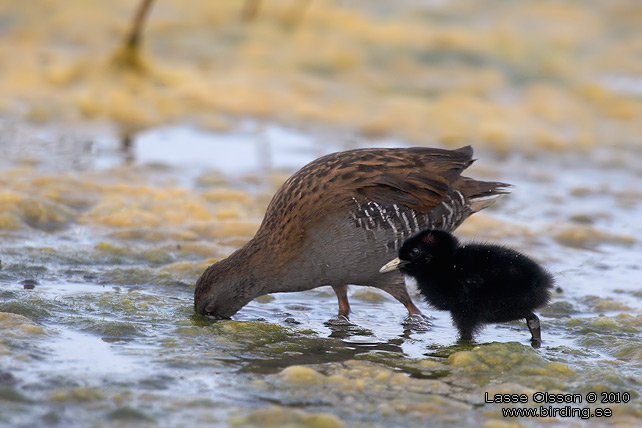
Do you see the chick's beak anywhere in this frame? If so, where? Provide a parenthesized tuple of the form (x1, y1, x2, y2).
(379, 257, 408, 273)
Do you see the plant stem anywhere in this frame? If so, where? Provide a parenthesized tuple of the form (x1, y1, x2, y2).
(125, 0, 156, 50)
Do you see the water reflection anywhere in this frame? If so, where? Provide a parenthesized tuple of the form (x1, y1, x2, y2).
(0, 121, 309, 174)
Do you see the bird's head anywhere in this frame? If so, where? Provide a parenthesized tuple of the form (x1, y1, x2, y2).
(194, 257, 256, 320)
(379, 229, 459, 276)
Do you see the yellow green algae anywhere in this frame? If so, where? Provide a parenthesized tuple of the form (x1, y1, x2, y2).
(230, 405, 347, 428)
(0, 0, 641, 152)
(0, 312, 46, 337)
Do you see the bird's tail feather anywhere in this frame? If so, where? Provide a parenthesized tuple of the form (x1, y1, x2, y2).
(456, 177, 511, 212)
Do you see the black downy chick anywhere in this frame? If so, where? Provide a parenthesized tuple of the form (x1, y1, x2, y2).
(380, 230, 553, 347)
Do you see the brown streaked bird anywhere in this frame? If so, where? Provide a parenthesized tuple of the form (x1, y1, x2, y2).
(194, 146, 509, 320)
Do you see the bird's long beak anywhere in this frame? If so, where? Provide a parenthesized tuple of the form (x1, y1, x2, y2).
(379, 257, 408, 273)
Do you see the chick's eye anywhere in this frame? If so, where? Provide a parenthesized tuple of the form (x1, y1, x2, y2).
(205, 304, 215, 313)
(409, 248, 421, 258)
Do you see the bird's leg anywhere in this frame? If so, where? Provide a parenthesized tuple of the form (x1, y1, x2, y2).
(331, 284, 351, 318)
(451, 314, 475, 342)
(405, 300, 423, 316)
(526, 312, 542, 348)
(456, 325, 474, 342)
(378, 281, 423, 316)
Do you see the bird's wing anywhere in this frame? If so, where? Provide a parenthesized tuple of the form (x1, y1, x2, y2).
(256, 146, 507, 259)
(334, 148, 473, 250)
(343, 147, 493, 240)
(354, 146, 475, 213)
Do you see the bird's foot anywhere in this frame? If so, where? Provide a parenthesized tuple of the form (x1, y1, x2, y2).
(402, 313, 431, 331)
(526, 313, 542, 348)
(454, 338, 476, 349)
(324, 314, 353, 327)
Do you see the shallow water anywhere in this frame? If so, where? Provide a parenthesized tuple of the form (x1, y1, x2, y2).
(1, 120, 641, 428)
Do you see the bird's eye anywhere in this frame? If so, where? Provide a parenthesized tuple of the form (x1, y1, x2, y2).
(409, 248, 421, 258)
(205, 304, 215, 314)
